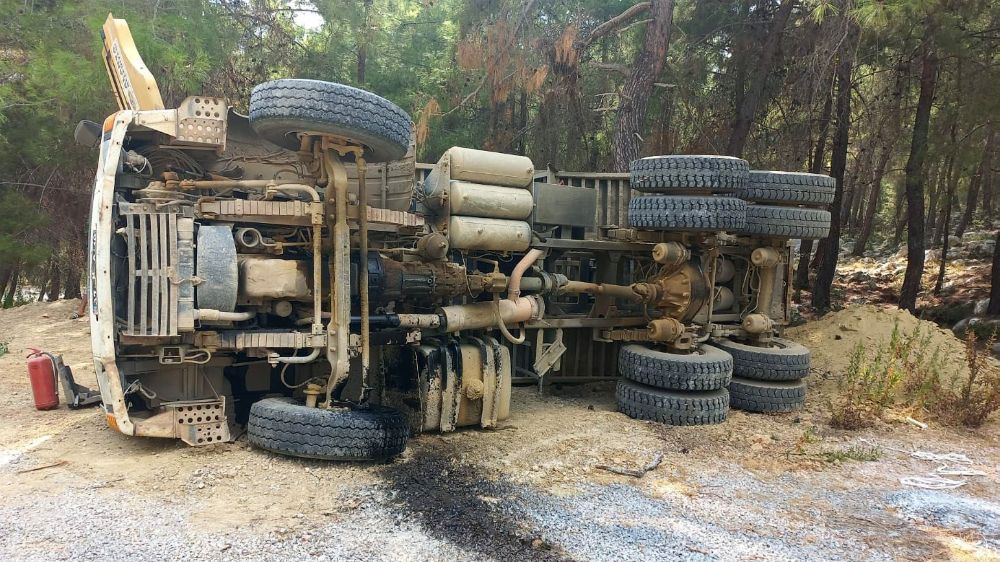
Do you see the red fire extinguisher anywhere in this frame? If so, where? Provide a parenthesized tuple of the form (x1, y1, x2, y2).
(27, 348, 59, 410)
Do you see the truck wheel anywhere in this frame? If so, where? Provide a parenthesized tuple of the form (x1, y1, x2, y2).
(619, 344, 732, 391)
(629, 155, 749, 193)
(713, 337, 810, 381)
(728, 377, 806, 413)
(628, 195, 747, 232)
(249, 79, 412, 163)
(616, 379, 729, 426)
(737, 171, 835, 207)
(739, 205, 831, 239)
(247, 397, 409, 461)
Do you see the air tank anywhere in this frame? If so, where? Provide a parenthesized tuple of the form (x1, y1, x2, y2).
(449, 181, 534, 220)
(448, 216, 531, 252)
(446, 147, 534, 188)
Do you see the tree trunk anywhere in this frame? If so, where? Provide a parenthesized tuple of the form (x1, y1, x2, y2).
(840, 145, 866, 230)
(2, 264, 20, 308)
(812, 22, 856, 313)
(988, 229, 1000, 315)
(899, 32, 938, 313)
(926, 156, 949, 243)
(36, 259, 52, 302)
(852, 161, 886, 256)
(934, 179, 954, 294)
(356, 0, 373, 85)
(611, 0, 675, 171)
(0, 263, 12, 301)
(725, 0, 797, 157)
(934, 164, 959, 248)
(46, 261, 62, 301)
(795, 87, 835, 292)
(955, 128, 996, 238)
(63, 267, 83, 300)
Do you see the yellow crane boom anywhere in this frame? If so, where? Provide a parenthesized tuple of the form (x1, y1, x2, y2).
(101, 13, 164, 111)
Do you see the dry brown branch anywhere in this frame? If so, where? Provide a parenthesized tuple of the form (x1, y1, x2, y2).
(596, 452, 663, 477)
(16, 460, 67, 474)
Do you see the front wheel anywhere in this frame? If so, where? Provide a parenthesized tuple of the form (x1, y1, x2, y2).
(248, 398, 409, 461)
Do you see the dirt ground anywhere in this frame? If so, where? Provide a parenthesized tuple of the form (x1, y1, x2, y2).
(1, 300, 999, 561)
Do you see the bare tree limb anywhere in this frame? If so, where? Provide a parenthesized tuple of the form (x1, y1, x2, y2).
(578, 2, 652, 50)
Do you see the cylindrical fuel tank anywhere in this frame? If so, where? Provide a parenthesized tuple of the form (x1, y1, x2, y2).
(446, 147, 534, 188)
(448, 216, 531, 252)
(449, 181, 534, 220)
(27, 350, 59, 410)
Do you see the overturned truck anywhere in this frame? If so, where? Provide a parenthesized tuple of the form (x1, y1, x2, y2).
(85, 15, 832, 460)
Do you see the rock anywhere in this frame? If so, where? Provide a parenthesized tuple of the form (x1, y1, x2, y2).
(992, 342, 1000, 359)
(948, 235, 963, 247)
(975, 298, 991, 316)
(953, 317, 972, 335)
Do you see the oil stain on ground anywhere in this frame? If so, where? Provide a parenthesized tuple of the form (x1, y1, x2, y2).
(380, 445, 576, 562)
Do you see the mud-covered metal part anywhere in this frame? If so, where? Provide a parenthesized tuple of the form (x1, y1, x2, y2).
(559, 280, 642, 301)
(751, 246, 781, 319)
(195, 225, 238, 312)
(415, 232, 449, 260)
(633, 261, 711, 323)
(647, 317, 685, 342)
(651, 241, 688, 269)
(378, 257, 471, 301)
(323, 144, 353, 404)
(239, 257, 311, 300)
(388, 338, 512, 433)
(437, 297, 542, 333)
(742, 313, 774, 335)
(176, 218, 195, 331)
(126, 398, 231, 446)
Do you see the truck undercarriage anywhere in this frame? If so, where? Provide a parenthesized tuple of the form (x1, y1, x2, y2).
(86, 15, 833, 460)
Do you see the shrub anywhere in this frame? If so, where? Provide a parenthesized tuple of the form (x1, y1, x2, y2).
(935, 331, 1000, 427)
(829, 323, 943, 429)
(829, 323, 1000, 428)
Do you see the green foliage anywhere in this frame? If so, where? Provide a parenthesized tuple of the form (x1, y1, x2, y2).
(820, 445, 883, 463)
(0, 190, 49, 268)
(829, 323, 944, 428)
(0, 338, 8, 358)
(0, 0, 998, 302)
(940, 331, 1000, 427)
(829, 323, 1000, 428)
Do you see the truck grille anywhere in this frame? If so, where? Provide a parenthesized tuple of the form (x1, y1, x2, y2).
(121, 204, 179, 337)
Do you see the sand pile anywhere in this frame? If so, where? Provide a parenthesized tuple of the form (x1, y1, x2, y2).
(786, 304, 969, 376)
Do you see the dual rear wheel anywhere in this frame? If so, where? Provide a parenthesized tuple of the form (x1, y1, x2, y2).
(616, 337, 810, 423)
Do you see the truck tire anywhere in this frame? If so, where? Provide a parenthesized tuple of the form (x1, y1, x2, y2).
(247, 397, 409, 461)
(616, 379, 729, 426)
(619, 344, 732, 391)
(739, 205, 831, 239)
(628, 195, 747, 232)
(737, 171, 835, 206)
(629, 155, 749, 193)
(728, 377, 806, 413)
(249, 79, 412, 163)
(713, 337, 810, 381)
